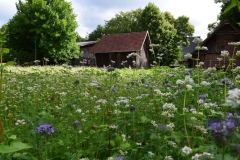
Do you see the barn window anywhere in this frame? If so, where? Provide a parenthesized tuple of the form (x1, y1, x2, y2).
(215, 44, 224, 53)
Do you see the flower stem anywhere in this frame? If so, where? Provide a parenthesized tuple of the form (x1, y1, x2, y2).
(183, 91, 190, 147)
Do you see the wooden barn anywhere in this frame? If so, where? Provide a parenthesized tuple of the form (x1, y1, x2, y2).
(73, 41, 97, 66)
(89, 31, 151, 69)
(188, 20, 240, 68)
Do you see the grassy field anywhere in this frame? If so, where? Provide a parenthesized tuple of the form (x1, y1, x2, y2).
(0, 65, 239, 160)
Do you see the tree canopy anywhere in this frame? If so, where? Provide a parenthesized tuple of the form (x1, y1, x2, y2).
(208, 0, 240, 34)
(87, 2, 194, 66)
(6, 0, 80, 64)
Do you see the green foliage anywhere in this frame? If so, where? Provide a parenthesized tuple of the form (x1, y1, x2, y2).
(104, 9, 143, 34)
(223, 0, 240, 13)
(0, 140, 32, 153)
(87, 2, 194, 66)
(219, 2, 240, 29)
(6, 0, 80, 64)
(209, 0, 240, 33)
(140, 3, 181, 65)
(87, 25, 105, 41)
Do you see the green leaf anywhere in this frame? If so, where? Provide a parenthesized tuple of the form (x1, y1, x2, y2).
(192, 145, 214, 153)
(140, 116, 150, 124)
(119, 142, 131, 150)
(0, 140, 32, 153)
(224, 0, 237, 13)
(2, 48, 9, 54)
(115, 135, 122, 145)
(58, 140, 64, 146)
(5, 61, 14, 66)
(8, 135, 17, 140)
(110, 140, 115, 147)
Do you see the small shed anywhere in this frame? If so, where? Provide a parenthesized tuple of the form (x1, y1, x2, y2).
(188, 20, 240, 68)
(73, 41, 97, 66)
(89, 31, 151, 69)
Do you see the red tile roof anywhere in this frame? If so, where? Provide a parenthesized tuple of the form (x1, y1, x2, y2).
(89, 31, 149, 53)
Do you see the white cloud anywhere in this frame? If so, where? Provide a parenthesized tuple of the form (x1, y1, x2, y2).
(0, 0, 221, 40)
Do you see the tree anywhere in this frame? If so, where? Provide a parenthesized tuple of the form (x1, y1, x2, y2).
(87, 2, 194, 65)
(173, 16, 194, 46)
(6, 0, 80, 64)
(104, 9, 142, 34)
(209, 0, 240, 34)
(87, 25, 105, 41)
(139, 3, 180, 65)
(76, 33, 85, 42)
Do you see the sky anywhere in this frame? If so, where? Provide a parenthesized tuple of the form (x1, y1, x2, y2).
(0, 0, 222, 40)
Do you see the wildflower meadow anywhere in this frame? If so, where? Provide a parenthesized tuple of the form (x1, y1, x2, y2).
(1, 40, 240, 160)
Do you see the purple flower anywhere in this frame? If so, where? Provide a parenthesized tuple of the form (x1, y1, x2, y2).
(37, 124, 55, 135)
(184, 71, 190, 75)
(225, 119, 235, 133)
(221, 78, 231, 85)
(199, 94, 207, 101)
(114, 156, 125, 160)
(227, 112, 240, 127)
(209, 121, 228, 144)
(97, 85, 101, 90)
(112, 86, 117, 93)
(73, 120, 80, 127)
(130, 105, 136, 111)
(209, 121, 228, 136)
(230, 84, 235, 89)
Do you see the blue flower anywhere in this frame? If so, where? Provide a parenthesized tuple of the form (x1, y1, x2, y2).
(199, 94, 207, 101)
(72, 120, 80, 127)
(130, 105, 136, 111)
(37, 124, 55, 135)
(114, 156, 125, 160)
(209, 121, 228, 136)
(184, 71, 190, 75)
(221, 78, 231, 85)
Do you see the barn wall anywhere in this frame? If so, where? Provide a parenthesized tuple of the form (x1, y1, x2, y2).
(189, 23, 240, 68)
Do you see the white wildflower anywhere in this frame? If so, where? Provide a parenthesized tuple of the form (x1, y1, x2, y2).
(182, 146, 192, 155)
(228, 41, 240, 46)
(185, 75, 194, 83)
(96, 99, 107, 103)
(186, 84, 193, 91)
(148, 151, 154, 156)
(168, 141, 177, 148)
(162, 103, 177, 111)
(78, 158, 89, 160)
(193, 37, 203, 44)
(184, 53, 192, 59)
(221, 50, 230, 57)
(164, 156, 174, 160)
(236, 51, 240, 56)
(127, 52, 139, 58)
(119, 150, 128, 156)
(15, 119, 25, 125)
(200, 81, 211, 86)
(166, 123, 175, 129)
(226, 88, 240, 108)
(109, 124, 118, 129)
(76, 109, 82, 113)
(151, 120, 158, 127)
(122, 134, 126, 142)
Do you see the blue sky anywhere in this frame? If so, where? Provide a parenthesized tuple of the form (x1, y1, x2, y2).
(0, 0, 221, 40)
